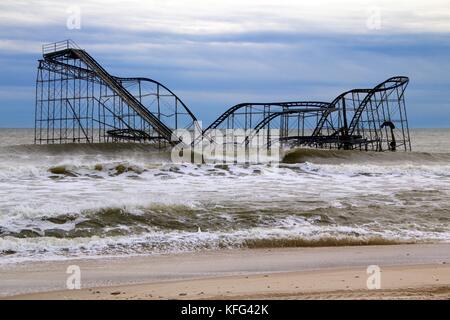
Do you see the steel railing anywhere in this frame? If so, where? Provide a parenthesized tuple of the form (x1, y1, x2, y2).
(42, 39, 81, 54)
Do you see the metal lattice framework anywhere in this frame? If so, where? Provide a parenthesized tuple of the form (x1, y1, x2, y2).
(311, 76, 411, 151)
(202, 102, 333, 148)
(35, 40, 411, 152)
(35, 40, 198, 146)
(206, 77, 410, 151)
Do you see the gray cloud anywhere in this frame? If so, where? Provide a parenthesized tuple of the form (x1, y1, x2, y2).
(0, 1, 449, 127)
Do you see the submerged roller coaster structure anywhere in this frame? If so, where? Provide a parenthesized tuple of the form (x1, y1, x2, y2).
(35, 40, 198, 146)
(35, 40, 411, 152)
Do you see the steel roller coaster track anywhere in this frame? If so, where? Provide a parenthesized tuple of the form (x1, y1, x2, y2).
(35, 40, 411, 152)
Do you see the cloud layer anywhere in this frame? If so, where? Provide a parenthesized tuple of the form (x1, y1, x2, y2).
(0, 0, 449, 127)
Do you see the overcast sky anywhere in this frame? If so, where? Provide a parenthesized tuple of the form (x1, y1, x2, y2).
(0, 0, 449, 127)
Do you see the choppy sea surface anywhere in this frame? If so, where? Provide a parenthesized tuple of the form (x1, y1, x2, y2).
(0, 128, 449, 264)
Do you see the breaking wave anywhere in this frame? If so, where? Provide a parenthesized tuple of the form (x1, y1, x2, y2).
(0, 133, 449, 264)
(282, 148, 450, 165)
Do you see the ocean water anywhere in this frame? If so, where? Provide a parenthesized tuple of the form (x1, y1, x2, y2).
(0, 128, 449, 263)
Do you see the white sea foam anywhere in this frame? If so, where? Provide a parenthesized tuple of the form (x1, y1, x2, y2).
(0, 129, 449, 263)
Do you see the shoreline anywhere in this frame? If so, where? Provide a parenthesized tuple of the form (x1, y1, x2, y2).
(1, 244, 449, 299)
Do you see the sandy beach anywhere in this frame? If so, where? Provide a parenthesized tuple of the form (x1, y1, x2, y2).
(1, 244, 449, 300)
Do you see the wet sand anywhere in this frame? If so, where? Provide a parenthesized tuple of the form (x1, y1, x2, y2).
(1, 244, 449, 300)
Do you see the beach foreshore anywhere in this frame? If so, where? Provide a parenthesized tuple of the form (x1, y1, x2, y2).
(1, 244, 449, 300)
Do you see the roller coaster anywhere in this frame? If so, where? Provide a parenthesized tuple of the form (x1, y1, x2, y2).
(35, 40, 411, 153)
